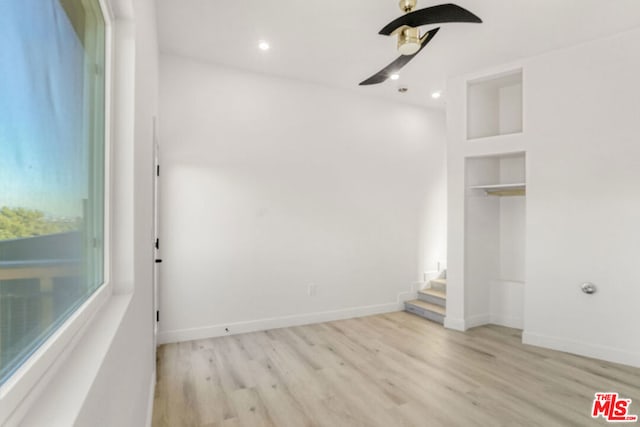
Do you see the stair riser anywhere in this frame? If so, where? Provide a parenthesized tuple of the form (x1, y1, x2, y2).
(418, 293, 446, 307)
(430, 283, 446, 293)
(404, 303, 445, 324)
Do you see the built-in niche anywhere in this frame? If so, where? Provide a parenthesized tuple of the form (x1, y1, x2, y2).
(467, 69, 523, 140)
(465, 152, 526, 329)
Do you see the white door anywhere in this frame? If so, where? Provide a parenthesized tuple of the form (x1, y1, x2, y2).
(152, 118, 161, 345)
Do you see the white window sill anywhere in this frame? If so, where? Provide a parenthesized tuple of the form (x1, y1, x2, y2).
(6, 292, 132, 427)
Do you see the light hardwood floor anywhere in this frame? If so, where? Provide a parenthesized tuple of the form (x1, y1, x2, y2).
(152, 312, 640, 426)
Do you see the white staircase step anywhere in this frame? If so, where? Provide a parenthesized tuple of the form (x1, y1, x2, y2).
(419, 288, 446, 299)
(404, 300, 445, 324)
(418, 289, 446, 307)
(429, 278, 447, 292)
(406, 300, 445, 314)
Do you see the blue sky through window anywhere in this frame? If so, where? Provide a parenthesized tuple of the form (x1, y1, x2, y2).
(0, 0, 87, 218)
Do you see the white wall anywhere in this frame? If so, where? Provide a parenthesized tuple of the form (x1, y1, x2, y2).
(464, 157, 500, 325)
(74, 0, 159, 424)
(498, 84, 523, 136)
(499, 156, 526, 283)
(158, 55, 447, 343)
(467, 83, 499, 140)
(523, 29, 640, 367)
(447, 28, 640, 367)
(493, 155, 526, 329)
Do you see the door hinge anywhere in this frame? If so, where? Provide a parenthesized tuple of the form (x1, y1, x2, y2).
(156, 310, 159, 322)
(155, 238, 160, 250)
(156, 165, 160, 176)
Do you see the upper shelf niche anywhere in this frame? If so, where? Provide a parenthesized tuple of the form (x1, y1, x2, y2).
(467, 69, 523, 140)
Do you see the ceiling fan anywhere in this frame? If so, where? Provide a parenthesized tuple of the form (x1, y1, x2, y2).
(359, 1, 482, 86)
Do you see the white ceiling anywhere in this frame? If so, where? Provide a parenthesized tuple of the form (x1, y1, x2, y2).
(156, 0, 640, 109)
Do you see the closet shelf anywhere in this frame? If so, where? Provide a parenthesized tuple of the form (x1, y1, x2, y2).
(469, 183, 526, 197)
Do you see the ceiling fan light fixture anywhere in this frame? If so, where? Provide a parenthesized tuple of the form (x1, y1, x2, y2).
(397, 27, 421, 55)
(398, 0, 417, 13)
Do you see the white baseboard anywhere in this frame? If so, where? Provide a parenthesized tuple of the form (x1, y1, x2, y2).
(465, 314, 491, 329)
(443, 317, 466, 331)
(523, 331, 640, 368)
(145, 371, 156, 427)
(445, 314, 523, 332)
(158, 302, 403, 344)
(490, 314, 523, 330)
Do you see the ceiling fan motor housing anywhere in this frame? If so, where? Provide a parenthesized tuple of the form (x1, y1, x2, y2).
(398, 27, 421, 55)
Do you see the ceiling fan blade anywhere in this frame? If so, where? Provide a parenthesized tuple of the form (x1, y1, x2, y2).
(359, 28, 439, 86)
(379, 3, 481, 36)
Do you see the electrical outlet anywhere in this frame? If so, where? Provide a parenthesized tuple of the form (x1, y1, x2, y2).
(307, 283, 317, 296)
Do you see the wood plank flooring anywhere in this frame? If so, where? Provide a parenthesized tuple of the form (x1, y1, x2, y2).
(152, 312, 640, 426)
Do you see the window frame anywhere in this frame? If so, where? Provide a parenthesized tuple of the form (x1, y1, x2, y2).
(0, 0, 114, 423)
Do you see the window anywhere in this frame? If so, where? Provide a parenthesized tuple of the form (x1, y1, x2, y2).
(0, 0, 106, 386)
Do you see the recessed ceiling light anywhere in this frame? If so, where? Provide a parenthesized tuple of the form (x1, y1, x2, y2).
(390, 73, 400, 81)
(431, 91, 442, 99)
(258, 40, 270, 51)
